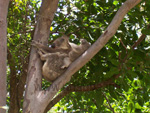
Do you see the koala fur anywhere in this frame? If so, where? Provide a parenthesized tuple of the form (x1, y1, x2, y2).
(32, 35, 90, 82)
(37, 51, 68, 82)
(51, 35, 91, 68)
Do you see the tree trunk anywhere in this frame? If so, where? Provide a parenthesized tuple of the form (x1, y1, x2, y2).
(0, 0, 10, 113)
(23, 0, 59, 112)
(23, 0, 141, 112)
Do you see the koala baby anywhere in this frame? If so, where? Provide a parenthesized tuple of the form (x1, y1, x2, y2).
(32, 35, 90, 82)
(32, 36, 71, 82)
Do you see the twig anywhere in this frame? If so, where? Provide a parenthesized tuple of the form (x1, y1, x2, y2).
(132, 24, 150, 49)
(102, 92, 115, 113)
(119, 38, 127, 50)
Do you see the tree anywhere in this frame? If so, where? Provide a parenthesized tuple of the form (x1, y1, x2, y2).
(5, 0, 150, 112)
(0, 0, 10, 113)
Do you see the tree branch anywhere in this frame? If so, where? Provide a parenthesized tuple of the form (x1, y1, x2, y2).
(44, 73, 121, 112)
(132, 24, 150, 49)
(131, 24, 150, 49)
(120, 24, 149, 62)
(102, 92, 115, 113)
(45, 0, 141, 105)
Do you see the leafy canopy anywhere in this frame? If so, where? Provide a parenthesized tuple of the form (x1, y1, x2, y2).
(7, 0, 150, 112)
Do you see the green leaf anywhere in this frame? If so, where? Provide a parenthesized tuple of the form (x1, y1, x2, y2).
(127, 70, 137, 81)
(110, 59, 119, 66)
(127, 102, 134, 113)
(113, 0, 119, 5)
(137, 96, 144, 106)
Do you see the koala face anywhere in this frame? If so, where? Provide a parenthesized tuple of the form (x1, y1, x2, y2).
(51, 35, 70, 49)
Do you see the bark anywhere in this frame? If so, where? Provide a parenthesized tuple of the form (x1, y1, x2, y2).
(23, 0, 59, 113)
(23, 0, 141, 113)
(0, 0, 10, 113)
(7, 50, 19, 113)
(8, 1, 34, 111)
(8, 49, 28, 113)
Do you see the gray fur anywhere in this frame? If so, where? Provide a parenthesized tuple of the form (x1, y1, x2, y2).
(32, 35, 90, 82)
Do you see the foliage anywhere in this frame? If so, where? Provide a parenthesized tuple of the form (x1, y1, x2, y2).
(7, 0, 150, 112)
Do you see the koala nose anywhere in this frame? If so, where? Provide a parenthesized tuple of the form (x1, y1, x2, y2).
(51, 43, 56, 48)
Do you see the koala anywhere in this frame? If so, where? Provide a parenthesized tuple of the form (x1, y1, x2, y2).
(32, 36, 70, 82)
(31, 37, 71, 54)
(32, 35, 90, 82)
(51, 35, 91, 68)
(37, 50, 68, 82)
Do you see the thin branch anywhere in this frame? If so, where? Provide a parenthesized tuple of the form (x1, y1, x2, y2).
(44, 90, 70, 113)
(132, 24, 150, 49)
(132, 34, 146, 49)
(120, 24, 150, 62)
(44, 74, 121, 112)
(102, 92, 115, 113)
(119, 38, 127, 50)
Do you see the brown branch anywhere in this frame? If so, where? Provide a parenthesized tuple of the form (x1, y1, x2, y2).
(119, 38, 128, 63)
(131, 34, 146, 49)
(17, 55, 29, 109)
(44, 74, 121, 112)
(119, 38, 127, 50)
(7, 49, 20, 113)
(65, 78, 120, 92)
(92, 98, 99, 109)
(131, 24, 150, 49)
(44, 90, 70, 113)
(120, 24, 150, 63)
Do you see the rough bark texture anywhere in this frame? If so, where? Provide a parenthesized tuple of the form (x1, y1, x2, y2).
(0, 0, 10, 113)
(23, 0, 59, 113)
(23, 0, 141, 112)
(8, 49, 28, 113)
(7, 50, 19, 113)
